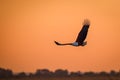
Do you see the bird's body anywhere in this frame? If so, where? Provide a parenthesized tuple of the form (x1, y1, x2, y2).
(54, 19, 90, 47)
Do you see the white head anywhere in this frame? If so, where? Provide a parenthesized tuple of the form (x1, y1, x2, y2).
(72, 42, 79, 46)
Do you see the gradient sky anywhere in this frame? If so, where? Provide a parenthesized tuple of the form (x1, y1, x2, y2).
(1, 0, 120, 73)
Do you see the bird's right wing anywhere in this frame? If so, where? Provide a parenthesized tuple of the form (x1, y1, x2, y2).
(76, 19, 90, 43)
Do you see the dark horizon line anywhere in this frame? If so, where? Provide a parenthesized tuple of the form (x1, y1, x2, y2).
(0, 67, 120, 78)
(1, 67, 120, 73)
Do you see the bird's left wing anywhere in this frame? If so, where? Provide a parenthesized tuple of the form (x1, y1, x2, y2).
(54, 41, 62, 45)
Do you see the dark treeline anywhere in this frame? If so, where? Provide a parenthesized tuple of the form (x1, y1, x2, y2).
(0, 67, 120, 78)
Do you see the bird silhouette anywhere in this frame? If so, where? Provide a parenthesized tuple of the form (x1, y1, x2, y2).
(54, 19, 90, 46)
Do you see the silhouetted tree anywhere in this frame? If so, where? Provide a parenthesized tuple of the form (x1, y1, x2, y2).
(0, 68, 13, 78)
(15, 72, 27, 77)
(1, 67, 120, 78)
(35, 69, 53, 77)
(28, 73, 34, 77)
(35, 69, 41, 76)
(84, 71, 96, 76)
(54, 69, 68, 77)
(110, 70, 117, 76)
(0, 68, 6, 78)
(99, 71, 109, 76)
(116, 70, 120, 76)
(70, 71, 82, 77)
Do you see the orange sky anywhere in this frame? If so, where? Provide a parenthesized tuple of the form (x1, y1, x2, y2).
(1, 0, 120, 73)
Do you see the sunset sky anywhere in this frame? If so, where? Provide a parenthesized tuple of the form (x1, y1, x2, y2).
(1, 0, 120, 73)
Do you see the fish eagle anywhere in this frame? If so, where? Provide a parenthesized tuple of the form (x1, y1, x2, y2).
(54, 19, 90, 46)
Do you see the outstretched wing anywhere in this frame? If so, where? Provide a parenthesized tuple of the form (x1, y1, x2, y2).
(76, 19, 90, 43)
(54, 41, 61, 45)
(54, 41, 73, 46)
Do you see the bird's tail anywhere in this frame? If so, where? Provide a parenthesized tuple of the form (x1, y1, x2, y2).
(81, 41, 87, 46)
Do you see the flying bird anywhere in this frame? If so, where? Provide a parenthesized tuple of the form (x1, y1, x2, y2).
(54, 19, 90, 46)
